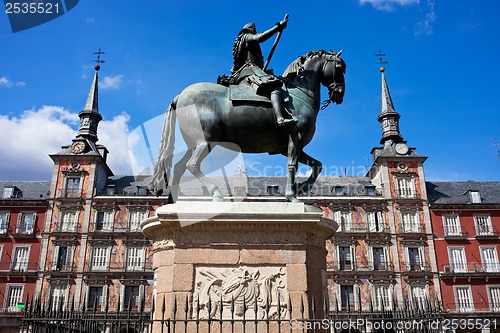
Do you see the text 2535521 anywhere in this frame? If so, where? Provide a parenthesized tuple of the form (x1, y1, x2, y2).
(5, 2, 60, 14)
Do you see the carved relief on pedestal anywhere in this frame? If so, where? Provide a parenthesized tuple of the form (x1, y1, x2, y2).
(194, 266, 287, 319)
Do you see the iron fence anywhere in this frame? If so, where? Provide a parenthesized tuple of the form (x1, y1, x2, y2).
(23, 293, 444, 333)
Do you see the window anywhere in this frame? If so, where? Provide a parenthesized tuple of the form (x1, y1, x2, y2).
(406, 247, 424, 271)
(366, 186, 376, 196)
(333, 210, 352, 231)
(443, 214, 462, 236)
(16, 212, 36, 234)
(5, 285, 24, 311)
(52, 245, 74, 271)
(106, 187, 115, 196)
(334, 186, 344, 196)
(468, 190, 481, 203)
(481, 247, 500, 272)
(12, 246, 30, 271)
(95, 211, 114, 232)
(338, 246, 353, 270)
(87, 286, 105, 310)
(65, 177, 81, 195)
(449, 247, 467, 272)
(60, 211, 78, 232)
(126, 246, 145, 271)
(455, 286, 473, 312)
(0, 211, 9, 233)
(373, 285, 391, 310)
(267, 185, 279, 196)
(338, 285, 356, 310)
(50, 285, 67, 311)
(489, 286, 500, 311)
(410, 285, 428, 309)
(367, 211, 385, 232)
(400, 211, 420, 233)
(128, 210, 148, 232)
(396, 176, 415, 198)
(123, 286, 141, 310)
(91, 246, 110, 271)
(372, 247, 388, 271)
(475, 214, 493, 236)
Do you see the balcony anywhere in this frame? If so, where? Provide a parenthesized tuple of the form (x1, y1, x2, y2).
(443, 228, 468, 240)
(54, 222, 78, 233)
(403, 262, 431, 272)
(444, 302, 500, 314)
(356, 261, 394, 272)
(87, 261, 153, 273)
(441, 262, 500, 277)
(12, 223, 35, 237)
(336, 223, 390, 235)
(50, 263, 76, 273)
(475, 227, 500, 240)
(0, 262, 39, 275)
(395, 189, 418, 199)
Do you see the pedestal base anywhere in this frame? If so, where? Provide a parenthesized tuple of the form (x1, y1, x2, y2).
(141, 201, 336, 331)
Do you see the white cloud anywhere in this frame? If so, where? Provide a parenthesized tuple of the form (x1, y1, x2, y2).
(359, 0, 419, 11)
(86, 17, 96, 24)
(414, 0, 436, 36)
(0, 106, 135, 180)
(98, 113, 135, 175)
(101, 75, 124, 90)
(0, 76, 26, 88)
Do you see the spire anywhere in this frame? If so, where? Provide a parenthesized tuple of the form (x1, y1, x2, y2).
(76, 50, 105, 143)
(377, 67, 403, 144)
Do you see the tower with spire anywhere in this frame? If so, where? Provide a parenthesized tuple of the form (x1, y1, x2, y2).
(368, 59, 440, 309)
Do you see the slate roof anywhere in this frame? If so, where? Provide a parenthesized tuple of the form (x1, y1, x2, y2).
(426, 181, 500, 204)
(101, 175, 379, 198)
(0, 181, 51, 199)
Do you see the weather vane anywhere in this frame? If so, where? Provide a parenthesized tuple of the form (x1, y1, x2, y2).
(375, 51, 388, 72)
(93, 48, 105, 71)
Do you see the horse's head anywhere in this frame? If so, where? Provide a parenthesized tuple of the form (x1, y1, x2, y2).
(320, 51, 346, 105)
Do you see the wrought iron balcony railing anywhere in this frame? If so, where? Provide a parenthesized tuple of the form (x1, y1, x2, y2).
(442, 262, 500, 274)
(0, 261, 39, 272)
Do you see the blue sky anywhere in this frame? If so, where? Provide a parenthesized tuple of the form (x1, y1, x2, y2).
(0, 0, 499, 181)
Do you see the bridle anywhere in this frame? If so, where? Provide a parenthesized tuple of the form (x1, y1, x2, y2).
(321, 52, 345, 110)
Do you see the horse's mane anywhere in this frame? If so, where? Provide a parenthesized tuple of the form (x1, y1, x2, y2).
(282, 50, 337, 79)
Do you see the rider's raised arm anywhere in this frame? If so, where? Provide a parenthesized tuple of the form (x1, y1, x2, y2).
(249, 19, 287, 43)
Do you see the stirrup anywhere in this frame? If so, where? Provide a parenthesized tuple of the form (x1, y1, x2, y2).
(277, 118, 298, 126)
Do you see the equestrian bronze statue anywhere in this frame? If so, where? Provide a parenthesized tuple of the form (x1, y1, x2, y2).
(150, 16, 346, 203)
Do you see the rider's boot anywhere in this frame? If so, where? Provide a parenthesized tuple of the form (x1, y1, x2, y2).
(270, 90, 298, 127)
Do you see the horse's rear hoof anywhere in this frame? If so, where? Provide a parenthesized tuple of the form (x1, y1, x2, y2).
(212, 195, 224, 202)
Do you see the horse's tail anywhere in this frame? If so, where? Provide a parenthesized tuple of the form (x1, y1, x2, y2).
(150, 95, 178, 198)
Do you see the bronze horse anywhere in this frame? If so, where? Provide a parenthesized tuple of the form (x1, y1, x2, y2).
(150, 50, 346, 202)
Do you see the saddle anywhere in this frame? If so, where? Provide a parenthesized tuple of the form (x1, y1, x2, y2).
(217, 74, 288, 104)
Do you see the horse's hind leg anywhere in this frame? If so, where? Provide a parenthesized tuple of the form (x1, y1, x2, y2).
(169, 149, 193, 202)
(296, 151, 322, 195)
(186, 142, 223, 202)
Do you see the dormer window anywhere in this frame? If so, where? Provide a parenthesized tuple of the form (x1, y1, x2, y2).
(106, 187, 115, 196)
(267, 185, 279, 196)
(466, 190, 481, 203)
(366, 186, 376, 196)
(333, 186, 344, 196)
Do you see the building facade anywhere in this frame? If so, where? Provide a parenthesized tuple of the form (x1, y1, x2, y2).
(0, 181, 49, 332)
(428, 182, 500, 332)
(1, 61, 500, 332)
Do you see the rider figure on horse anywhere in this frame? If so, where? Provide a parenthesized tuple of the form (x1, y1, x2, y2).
(231, 18, 298, 127)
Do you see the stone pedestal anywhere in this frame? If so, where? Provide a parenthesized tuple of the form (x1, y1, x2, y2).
(141, 201, 336, 332)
